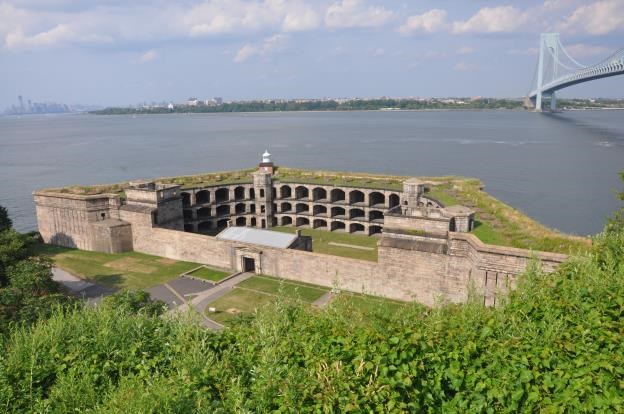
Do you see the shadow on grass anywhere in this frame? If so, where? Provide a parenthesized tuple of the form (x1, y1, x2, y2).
(90, 274, 125, 289)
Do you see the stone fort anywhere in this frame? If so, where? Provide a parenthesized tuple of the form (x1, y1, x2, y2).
(33, 152, 566, 306)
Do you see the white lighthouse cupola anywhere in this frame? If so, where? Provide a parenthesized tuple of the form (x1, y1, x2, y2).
(258, 149, 275, 174)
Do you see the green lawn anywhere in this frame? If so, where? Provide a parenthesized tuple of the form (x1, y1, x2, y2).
(237, 275, 328, 302)
(206, 275, 411, 325)
(207, 275, 328, 324)
(34, 244, 209, 290)
(272, 227, 379, 261)
(187, 266, 230, 282)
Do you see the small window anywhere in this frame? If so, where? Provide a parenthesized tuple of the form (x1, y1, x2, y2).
(261, 205, 265, 213)
(260, 189, 265, 198)
(100, 212, 106, 220)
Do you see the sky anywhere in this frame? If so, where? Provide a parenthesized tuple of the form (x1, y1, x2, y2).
(1, 0, 624, 107)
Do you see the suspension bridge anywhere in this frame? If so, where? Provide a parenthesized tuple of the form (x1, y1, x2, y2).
(526, 33, 624, 111)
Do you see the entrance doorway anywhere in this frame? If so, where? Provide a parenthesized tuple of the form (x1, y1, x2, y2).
(242, 257, 255, 272)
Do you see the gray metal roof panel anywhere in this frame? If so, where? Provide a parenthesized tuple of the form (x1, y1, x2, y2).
(216, 227, 297, 249)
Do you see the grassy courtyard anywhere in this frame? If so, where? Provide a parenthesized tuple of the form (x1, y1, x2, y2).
(186, 266, 230, 282)
(272, 226, 379, 261)
(207, 275, 408, 325)
(34, 244, 221, 290)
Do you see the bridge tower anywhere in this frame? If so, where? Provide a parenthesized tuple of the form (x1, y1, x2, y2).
(535, 33, 560, 111)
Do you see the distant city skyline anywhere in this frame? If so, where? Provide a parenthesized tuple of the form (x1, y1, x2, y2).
(1, 0, 623, 108)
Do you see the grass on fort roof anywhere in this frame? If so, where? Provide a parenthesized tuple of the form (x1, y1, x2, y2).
(426, 180, 591, 254)
(206, 275, 408, 325)
(271, 226, 379, 261)
(34, 244, 214, 290)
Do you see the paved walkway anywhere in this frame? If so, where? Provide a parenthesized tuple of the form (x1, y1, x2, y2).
(173, 272, 253, 317)
(52, 267, 245, 331)
(52, 267, 117, 304)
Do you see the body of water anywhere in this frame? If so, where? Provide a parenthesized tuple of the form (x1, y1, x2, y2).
(1, 110, 622, 236)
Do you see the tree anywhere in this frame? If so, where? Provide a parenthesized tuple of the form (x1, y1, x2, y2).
(0, 205, 11, 233)
(103, 290, 166, 317)
(0, 230, 34, 286)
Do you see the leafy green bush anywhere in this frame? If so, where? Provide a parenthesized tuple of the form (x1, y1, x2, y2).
(1, 223, 623, 412)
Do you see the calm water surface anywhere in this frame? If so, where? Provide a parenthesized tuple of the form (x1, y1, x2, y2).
(1, 110, 622, 235)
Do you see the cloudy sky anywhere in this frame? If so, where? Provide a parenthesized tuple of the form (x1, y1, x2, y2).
(1, 0, 623, 107)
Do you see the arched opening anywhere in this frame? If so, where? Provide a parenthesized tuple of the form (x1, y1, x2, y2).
(389, 193, 400, 208)
(369, 225, 383, 236)
(296, 217, 310, 227)
(215, 188, 229, 203)
(198, 221, 212, 233)
(330, 189, 345, 203)
(313, 205, 327, 216)
(349, 190, 365, 205)
(296, 203, 309, 214)
(313, 219, 328, 229)
(369, 192, 385, 207)
(449, 218, 456, 232)
(181, 192, 191, 207)
(234, 186, 245, 200)
(236, 217, 246, 226)
(183, 224, 194, 232)
(280, 185, 292, 199)
(281, 216, 293, 226)
(216, 205, 230, 216)
(250, 204, 256, 213)
(281, 202, 292, 212)
(261, 219, 266, 228)
(249, 188, 255, 199)
(250, 217, 257, 226)
(235, 203, 246, 214)
(197, 207, 211, 220)
(331, 221, 346, 232)
(217, 219, 229, 230)
(349, 208, 365, 220)
(350, 223, 365, 234)
(295, 186, 309, 200)
(369, 210, 384, 222)
(331, 206, 346, 218)
(196, 190, 209, 204)
(312, 187, 327, 201)
(183, 209, 193, 220)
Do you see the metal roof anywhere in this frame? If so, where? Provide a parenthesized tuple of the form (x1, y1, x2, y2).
(216, 226, 297, 249)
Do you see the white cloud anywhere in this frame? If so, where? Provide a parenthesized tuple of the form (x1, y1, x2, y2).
(452, 6, 527, 34)
(454, 61, 477, 71)
(325, 0, 393, 29)
(234, 33, 288, 63)
(457, 46, 474, 55)
(557, 0, 624, 35)
(368, 47, 384, 57)
(5, 23, 113, 48)
(139, 49, 158, 62)
(399, 9, 446, 34)
(187, 0, 319, 36)
(565, 43, 612, 58)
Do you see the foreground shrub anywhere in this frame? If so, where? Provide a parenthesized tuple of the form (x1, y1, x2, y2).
(1, 228, 623, 412)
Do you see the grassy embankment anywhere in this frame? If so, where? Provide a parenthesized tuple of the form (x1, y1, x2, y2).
(2, 225, 623, 411)
(34, 244, 225, 290)
(42, 166, 590, 254)
(208, 274, 406, 325)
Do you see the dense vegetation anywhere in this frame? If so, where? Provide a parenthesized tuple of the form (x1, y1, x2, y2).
(0, 173, 623, 412)
(92, 98, 525, 115)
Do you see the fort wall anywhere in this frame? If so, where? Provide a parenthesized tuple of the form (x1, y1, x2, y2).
(33, 169, 567, 306)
